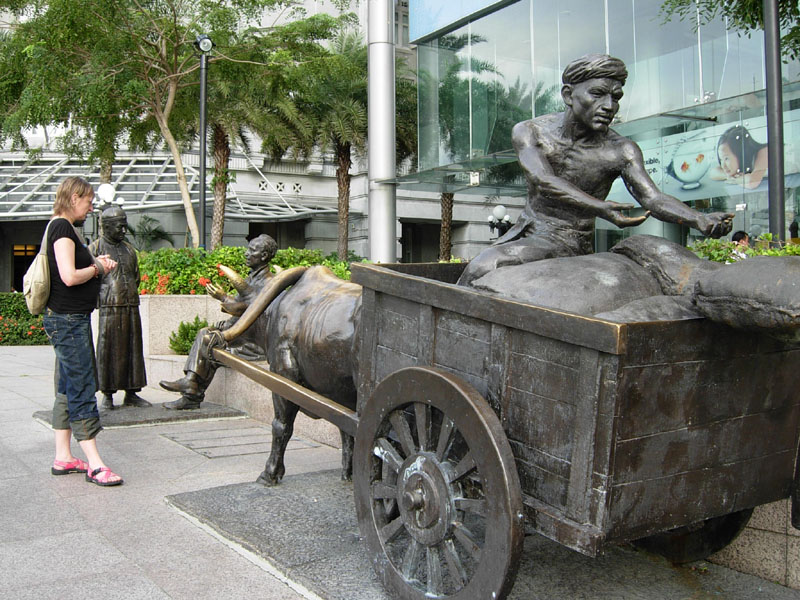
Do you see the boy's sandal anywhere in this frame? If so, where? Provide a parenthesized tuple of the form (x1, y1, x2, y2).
(85, 467, 124, 487)
(51, 458, 89, 476)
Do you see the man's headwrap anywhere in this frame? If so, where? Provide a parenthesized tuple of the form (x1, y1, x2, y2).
(562, 54, 627, 86)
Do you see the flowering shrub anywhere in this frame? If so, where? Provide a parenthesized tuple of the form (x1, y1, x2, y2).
(138, 246, 248, 295)
(138, 246, 361, 295)
(0, 293, 48, 345)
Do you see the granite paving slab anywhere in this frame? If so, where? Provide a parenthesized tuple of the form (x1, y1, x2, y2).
(33, 401, 246, 429)
(166, 469, 800, 600)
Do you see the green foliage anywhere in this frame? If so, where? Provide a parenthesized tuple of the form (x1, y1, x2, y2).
(271, 247, 364, 280)
(0, 293, 48, 345)
(660, 0, 800, 60)
(690, 235, 800, 262)
(138, 246, 248, 296)
(127, 215, 174, 252)
(168, 316, 208, 355)
(137, 245, 359, 295)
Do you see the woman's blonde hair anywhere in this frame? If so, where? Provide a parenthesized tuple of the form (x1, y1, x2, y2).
(53, 176, 93, 216)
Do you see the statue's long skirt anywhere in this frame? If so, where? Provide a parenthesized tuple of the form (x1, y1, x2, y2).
(95, 306, 147, 392)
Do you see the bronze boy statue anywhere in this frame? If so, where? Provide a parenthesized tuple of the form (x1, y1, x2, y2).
(159, 234, 278, 409)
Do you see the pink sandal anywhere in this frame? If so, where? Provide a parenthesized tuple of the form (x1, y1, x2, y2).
(51, 458, 89, 476)
(85, 467, 124, 487)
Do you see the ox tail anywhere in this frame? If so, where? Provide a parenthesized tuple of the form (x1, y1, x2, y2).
(222, 266, 308, 342)
(219, 264, 250, 295)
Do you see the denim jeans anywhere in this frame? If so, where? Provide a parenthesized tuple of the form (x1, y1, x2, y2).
(43, 309, 101, 441)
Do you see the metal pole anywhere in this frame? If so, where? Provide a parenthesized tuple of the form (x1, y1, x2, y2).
(763, 0, 785, 240)
(368, 0, 397, 263)
(198, 52, 208, 249)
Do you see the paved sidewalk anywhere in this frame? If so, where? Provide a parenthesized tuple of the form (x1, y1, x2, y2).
(0, 345, 341, 600)
(4, 344, 800, 600)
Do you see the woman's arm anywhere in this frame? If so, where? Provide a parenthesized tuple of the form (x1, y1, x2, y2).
(744, 147, 769, 189)
(54, 238, 117, 286)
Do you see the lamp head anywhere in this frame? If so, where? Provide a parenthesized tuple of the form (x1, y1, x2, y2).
(491, 204, 508, 222)
(195, 34, 214, 53)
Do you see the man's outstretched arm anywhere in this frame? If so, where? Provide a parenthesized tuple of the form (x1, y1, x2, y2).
(621, 139, 733, 238)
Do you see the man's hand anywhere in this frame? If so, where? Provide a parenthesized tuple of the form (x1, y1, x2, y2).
(205, 282, 227, 302)
(603, 202, 650, 228)
(696, 212, 734, 238)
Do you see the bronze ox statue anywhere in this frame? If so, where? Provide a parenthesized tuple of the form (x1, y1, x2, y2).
(209, 265, 361, 485)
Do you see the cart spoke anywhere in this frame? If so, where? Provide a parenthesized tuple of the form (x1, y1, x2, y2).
(415, 402, 431, 451)
(401, 539, 423, 580)
(389, 411, 416, 457)
(380, 515, 406, 544)
(451, 522, 482, 562)
(454, 497, 486, 516)
(426, 545, 444, 596)
(372, 482, 396, 500)
(449, 450, 477, 483)
(443, 539, 467, 589)
(435, 416, 455, 461)
(375, 437, 403, 472)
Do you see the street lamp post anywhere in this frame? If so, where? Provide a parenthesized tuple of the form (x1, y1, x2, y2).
(194, 34, 214, 249)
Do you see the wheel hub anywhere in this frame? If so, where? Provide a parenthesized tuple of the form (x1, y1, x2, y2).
(397, 453, 454, 545)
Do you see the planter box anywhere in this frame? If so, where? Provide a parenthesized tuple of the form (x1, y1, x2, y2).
(139, 294, 228, 356)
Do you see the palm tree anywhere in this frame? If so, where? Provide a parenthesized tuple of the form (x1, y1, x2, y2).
(299, 30, 368, 260)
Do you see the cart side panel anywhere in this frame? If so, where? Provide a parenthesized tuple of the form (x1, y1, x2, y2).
(606, 321, 800, 542)
(366, 289, 612, 517)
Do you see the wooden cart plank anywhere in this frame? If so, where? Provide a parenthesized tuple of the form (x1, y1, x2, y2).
(352, 263, 626, 355)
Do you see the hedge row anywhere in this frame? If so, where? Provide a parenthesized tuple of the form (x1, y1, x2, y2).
(0, 293, 48, 345)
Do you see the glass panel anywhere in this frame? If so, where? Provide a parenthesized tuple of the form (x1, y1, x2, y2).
(531, 0, 606, 115)
(417, 1, 534, 172)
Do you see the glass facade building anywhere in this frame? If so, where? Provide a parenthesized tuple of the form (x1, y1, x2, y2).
(407, 0, 800, 250)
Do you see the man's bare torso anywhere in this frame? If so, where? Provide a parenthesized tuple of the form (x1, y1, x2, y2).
(516, 114, 632, 230)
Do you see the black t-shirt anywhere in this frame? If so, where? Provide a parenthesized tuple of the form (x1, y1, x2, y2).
(46, 218, 100, 314)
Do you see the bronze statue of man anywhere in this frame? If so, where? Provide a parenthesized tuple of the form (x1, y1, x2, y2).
(89, 205, 150, 409)
(159, 234, 278, 409)
(457, 54, 734, 286)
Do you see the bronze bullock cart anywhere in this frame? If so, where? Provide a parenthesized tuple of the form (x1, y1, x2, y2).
(213, 261, 800, 600)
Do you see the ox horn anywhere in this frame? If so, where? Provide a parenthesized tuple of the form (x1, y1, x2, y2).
(222, 266, 308, 342)
(219, 264, 250, 295)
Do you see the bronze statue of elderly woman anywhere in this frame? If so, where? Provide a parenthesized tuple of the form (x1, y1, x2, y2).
(89, 205, 149, 410)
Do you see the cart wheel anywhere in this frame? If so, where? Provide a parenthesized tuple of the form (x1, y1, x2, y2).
(633, 508, 754, 564)
(354, 366, 524, 600)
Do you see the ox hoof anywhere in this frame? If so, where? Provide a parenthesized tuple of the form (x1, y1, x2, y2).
(256, 471, 282, 486)
(163, 397, 202, 410)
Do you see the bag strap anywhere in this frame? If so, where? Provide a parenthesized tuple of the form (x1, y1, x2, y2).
(39, 219, 55, 256)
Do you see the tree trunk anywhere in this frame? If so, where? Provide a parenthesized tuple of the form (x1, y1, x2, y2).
(210, 123, 230, 250)
(439, 191, 454, 261)
(154, 111, 200, 248)
(99, 159, 113, 184)
(336, 142, 352, 261)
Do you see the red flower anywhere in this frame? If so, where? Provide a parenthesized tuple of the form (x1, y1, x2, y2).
(140, 289, 148, 295)
(190, 289, 196, 295)
(141, 274, 150, 281)
(198, 277, 211, 287)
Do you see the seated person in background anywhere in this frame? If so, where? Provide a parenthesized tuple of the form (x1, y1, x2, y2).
(730, 230, 750, 262)
(159, 234, 277, 410)
(457, 53, 732, 286)
(709, 125, 769, 189)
